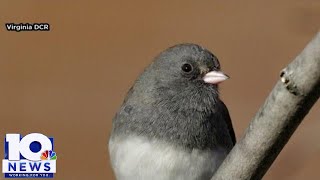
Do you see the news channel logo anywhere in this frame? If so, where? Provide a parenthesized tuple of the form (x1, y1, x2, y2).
(2, 133, 57, 178)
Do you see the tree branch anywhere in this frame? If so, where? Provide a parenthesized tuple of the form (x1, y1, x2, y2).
(212, 32, 320, 180)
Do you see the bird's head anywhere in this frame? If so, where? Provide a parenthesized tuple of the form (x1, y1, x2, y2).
(147, 44, 229, 98)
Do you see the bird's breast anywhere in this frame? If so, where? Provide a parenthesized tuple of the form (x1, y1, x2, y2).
(109, 135, 229, 180)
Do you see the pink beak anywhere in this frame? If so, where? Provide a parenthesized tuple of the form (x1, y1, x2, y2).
(203, 71, 229, 84)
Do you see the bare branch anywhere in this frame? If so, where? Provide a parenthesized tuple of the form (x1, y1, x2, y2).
(212, 32, 320, 180)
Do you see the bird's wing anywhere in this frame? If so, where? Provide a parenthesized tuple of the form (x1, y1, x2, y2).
(220, 100, 236, 145)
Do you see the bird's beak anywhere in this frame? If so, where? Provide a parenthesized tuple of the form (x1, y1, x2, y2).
(203, 71, 229, 84)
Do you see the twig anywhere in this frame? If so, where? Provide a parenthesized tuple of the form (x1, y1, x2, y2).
(212, 32, 320, 180)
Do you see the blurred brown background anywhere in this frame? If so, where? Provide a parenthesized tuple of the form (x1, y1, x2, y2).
(0, 1, 319, 180)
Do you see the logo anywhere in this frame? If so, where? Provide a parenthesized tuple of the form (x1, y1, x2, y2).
(2, 133, 57, 178)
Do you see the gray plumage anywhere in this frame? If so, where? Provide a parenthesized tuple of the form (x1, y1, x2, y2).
(109, 44, 235, 180)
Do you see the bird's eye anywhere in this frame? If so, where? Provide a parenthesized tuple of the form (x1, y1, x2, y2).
(181, 63, 193, 73)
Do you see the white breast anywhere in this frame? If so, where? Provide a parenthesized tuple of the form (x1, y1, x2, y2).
(109, 136, 228, 180)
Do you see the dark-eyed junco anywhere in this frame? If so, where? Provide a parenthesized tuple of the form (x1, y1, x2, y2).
(109, 44, 235, 180)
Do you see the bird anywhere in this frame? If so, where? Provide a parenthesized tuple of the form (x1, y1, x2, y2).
(108, 43, 236, 180)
